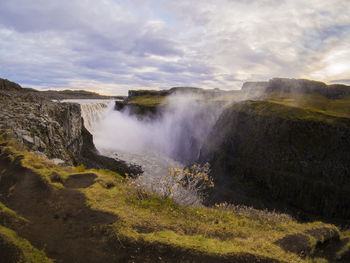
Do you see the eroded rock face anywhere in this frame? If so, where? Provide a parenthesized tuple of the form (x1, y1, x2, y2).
(0, 78, 23, 92)
(0, 96, 84, 165)
(0, 78, 141, 176)
(199, 101, 350, 219)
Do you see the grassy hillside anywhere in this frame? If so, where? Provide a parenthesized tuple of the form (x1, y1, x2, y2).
(265, 92, 350, 119)
(1, 135, 349, 262)
(228, 99, 350, 127)
(127, 94, 169, 107)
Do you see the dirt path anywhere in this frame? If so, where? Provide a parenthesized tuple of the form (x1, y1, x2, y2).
(0, 156, 121, 263)
(0, 155, 286, 263)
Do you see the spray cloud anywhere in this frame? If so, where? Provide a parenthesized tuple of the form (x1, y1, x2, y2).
(92, 92, 226, 165)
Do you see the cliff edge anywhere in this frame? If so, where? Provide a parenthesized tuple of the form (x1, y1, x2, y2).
(0, 78, 141, 176)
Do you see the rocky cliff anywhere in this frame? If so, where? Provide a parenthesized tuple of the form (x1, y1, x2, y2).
(0, 78, 141, 176)
(242, 78, 350, 99)
(199, 90, 350, 220)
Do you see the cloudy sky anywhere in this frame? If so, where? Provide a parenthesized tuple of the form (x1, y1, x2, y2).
(1, 0, 350, 95)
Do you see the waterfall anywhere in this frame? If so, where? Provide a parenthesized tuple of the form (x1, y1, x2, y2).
(80, 101, 112, 133)
(62, 99, 113, 133)
(61, 96, 224, 206)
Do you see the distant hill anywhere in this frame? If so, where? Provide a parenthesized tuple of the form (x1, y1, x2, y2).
(0, 78, 124, 100)
(40, 89, 118, 100)
(242, 78, 350, 99)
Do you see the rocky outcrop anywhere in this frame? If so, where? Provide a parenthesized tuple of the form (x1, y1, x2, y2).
(242, 78, 350, 99)
(199, 100, 350, 219)
(0, 78, 141, 176)
(0, 78, 23, 92)
(0, 99, 84, 164)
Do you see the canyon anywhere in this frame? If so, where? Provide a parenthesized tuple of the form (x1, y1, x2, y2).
(1, 77, 350, 262)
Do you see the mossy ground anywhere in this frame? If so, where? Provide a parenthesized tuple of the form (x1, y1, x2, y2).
(265, 92, 350, 119)
(1, 135, 349, 262)
(85, 178, 339, 262)
(127, 94, 168, 107)
(0, 224, 53, 263)
(225, 93, 350, 129)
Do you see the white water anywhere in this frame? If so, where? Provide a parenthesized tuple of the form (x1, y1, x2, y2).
(61, 99, 112, 133)
(66, 95, 226, 205)
(63, 99, 183, 182)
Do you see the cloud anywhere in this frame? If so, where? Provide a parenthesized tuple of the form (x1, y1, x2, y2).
(0, 0, 350, 95)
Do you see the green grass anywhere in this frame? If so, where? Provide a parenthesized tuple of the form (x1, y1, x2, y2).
(230, 99, 350, 128)
(265, 92, 350, 119)
(0, 225, 53, 263)
(83, 169, 341, 262)
(127, 94, 168, 107)
(0, 202, 28, 224)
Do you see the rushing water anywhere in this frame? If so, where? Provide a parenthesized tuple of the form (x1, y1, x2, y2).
(61, 99, 112, 133)
(63, 96, 225, 206)
(63, 99, 183, 183)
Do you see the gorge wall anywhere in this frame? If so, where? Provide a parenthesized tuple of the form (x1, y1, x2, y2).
(0, 78, 140, 176)
(199, 100, 350, 219)
(198, 80, 350, 220)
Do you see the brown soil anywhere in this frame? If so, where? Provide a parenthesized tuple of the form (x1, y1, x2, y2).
(274, 228, 349, 262)
(64, 173, 97, 188)
(0, 155, 119, 263)
(274, 233, 311, 256)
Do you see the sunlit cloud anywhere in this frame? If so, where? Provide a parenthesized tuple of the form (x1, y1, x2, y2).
(0, 0, 350, 94)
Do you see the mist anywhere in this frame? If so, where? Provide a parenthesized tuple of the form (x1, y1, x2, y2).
(92, 93, 227, 165)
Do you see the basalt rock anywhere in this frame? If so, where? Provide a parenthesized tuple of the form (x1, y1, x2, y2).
(0, 78, 141, 177)
(199, 100, 350, 219)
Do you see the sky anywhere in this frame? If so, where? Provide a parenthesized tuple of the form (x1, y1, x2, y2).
(1, 0, 350, 95)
